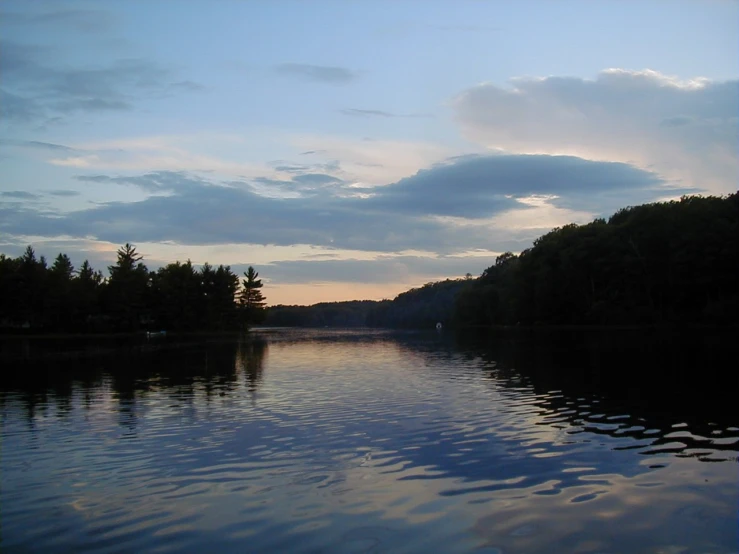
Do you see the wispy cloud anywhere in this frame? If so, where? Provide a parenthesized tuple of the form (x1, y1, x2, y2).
(0, 40, 203, 124)
(1, 9, 115, 33)
(0, 139, 78, 152)
(274, 63, 358, 84)
(1, 191, 40, 200)
(428, 24, 500, 33)
(340, 108, 432, 118)
(45, 190, 81, 197)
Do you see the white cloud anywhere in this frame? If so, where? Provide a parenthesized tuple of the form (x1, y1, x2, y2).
(453, 69, 738, 194)
(48, 134, 276, 178)
(48, 155, 97, 167)
(42, 132, 457, 192)
(489, 197, 595, 231)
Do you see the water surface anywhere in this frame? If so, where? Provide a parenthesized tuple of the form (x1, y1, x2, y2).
(1, 328, 737, 553)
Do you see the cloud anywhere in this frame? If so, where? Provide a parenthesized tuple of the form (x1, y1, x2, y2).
(453, 69, 739, 194)
(168, 80, 207, 92)
(340, 108, 432, 119)
(76, 171, 208, 194)
(0, 139, 78, 152)
(45, 190, 81, 197)
(428, 24, 500, 33)
(49, 156, 98, 168)
(2, 153, 671, 255)
(274, 63, 358, 84)
(2, 9, 114, 33)
(0, 40, 203, 124)
(1, 191, 39, 200)
(30, 133, 450, 190)
(0, 88, 40, 122)
(42, 134, 275, 177)
(363, 153, 669, 217)
(291, 173, 344, 186)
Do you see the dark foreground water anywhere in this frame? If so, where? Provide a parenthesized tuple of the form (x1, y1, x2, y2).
(1, 328, 737, 554)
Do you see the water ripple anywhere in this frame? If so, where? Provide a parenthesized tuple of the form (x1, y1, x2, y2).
(1, 329, 737, 553)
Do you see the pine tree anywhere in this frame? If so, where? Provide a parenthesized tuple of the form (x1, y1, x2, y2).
(106, 244, 150, 331)
(239, 266, 266, 328)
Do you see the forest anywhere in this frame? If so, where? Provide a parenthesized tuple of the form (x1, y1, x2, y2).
(455, 193, 738, 326)
(2, 194, 737, 333)
(264, 280, 465, 328)
(0, 243, 266, 333)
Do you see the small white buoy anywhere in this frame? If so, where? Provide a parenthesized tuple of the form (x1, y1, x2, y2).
(436, 322, 442, 331)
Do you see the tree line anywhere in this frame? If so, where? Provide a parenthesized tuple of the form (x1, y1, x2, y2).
(0, 243, 266, 333)
(455, 193, 738, 326)
(266, 300, 379, 327)
(263, 281, 467, 329)
(3, 194, 736, 332)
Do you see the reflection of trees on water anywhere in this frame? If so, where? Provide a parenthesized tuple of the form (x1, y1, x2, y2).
(2, 330, 735, 462)
(2, 337, 248, 428)
(452, 328, 739, 460)
(2, 364, 90, 430)
(110, 372, 138, 436)
(236, 338, 268, 393)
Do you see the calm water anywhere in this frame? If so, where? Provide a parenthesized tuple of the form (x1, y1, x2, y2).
(1, 328, 737, 554)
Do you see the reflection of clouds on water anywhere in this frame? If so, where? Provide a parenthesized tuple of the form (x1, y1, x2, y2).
(472, 459, 738, 554)
(0, 329, 737, 553)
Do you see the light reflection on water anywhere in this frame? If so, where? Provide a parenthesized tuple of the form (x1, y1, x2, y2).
(1, 328, 737, 554)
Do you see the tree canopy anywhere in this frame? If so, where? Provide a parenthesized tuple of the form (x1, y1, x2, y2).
(239, 266, 267, 328)
(0, 244, 260, 333)
(455, 193, 739, 327)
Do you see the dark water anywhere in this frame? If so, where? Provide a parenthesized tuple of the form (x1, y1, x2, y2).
(1, 328, 737, 554)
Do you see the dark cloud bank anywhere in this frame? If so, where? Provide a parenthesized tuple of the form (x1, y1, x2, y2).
(2, 154, 677, 255)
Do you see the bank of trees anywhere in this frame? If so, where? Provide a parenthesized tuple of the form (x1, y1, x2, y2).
(265, 300, 379, 327)
(263, 280, 465, 329)
(0, 243, 267, 333)
(264, 280, 465, 329)
(366, 279, 466, 328)
(455, 193, 739, 326)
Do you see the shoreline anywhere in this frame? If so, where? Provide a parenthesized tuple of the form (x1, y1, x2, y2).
(2, 321, 737, 341)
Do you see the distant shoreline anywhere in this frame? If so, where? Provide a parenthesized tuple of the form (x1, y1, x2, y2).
(2, 324, 737, 366)
(2, 321, 736, 341)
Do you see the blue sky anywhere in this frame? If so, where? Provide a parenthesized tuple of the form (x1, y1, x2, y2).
(1, 1, 737, 304)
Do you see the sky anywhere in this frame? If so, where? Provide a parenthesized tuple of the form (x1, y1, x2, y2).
(1, 1, 737, 305)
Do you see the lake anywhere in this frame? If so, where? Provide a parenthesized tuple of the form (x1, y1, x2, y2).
(1, 328, 737, 553)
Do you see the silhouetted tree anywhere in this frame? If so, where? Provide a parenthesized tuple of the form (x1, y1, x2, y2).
(0, 254, 21, 326)
(239, 266, 266, 329)
(151, 260, 200, 330)
(47, 253, 75, 330)
(211, 264, 240, 329)
(105, 244, 150, 331)
(16, 246, 49, 328)
(73, 260, 104, 331)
